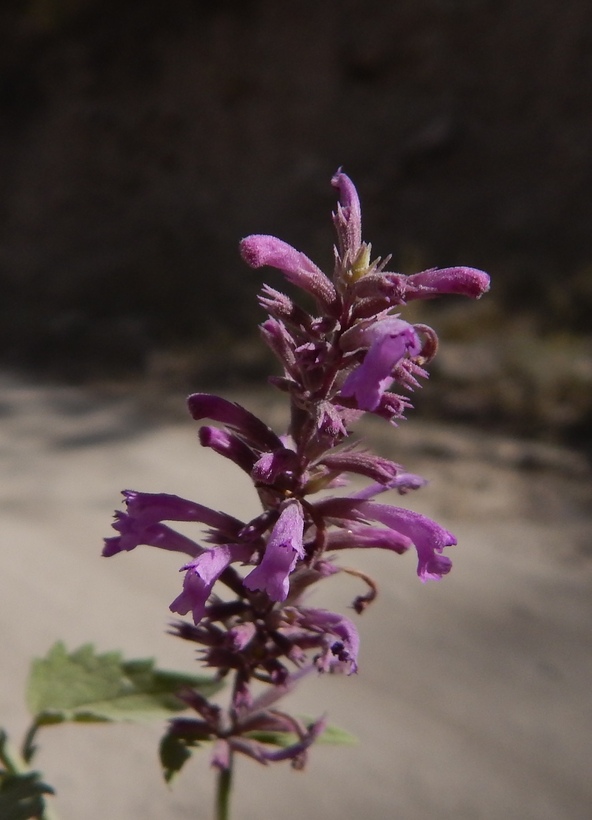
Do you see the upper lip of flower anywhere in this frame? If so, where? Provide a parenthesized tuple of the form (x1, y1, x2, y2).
(239, 234, 337, 310)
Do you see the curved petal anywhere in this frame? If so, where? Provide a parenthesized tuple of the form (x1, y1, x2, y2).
(331, 169, 362, 259)
(198, 426, 257, 474)
(405, 266, 490, 300)
(122, 490, 243, 535)
(355, 501, 456, 581)
(243, 500, 305, 601)
(103, 515, 201, 558)
(187, 393, 283, 452)
(341, 321, 421, 411)
(325, 523, 411, 554)
(240, 235, 337, 308)
(170, 543, 252, 624)
(297, 607, 360, 674)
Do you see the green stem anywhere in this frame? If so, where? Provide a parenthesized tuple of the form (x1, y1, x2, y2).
(22, 721, 40, 764)
(215, 755, 233, 820)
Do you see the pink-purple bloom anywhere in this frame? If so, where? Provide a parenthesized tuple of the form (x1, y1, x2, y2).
(171, 544, 253, 624)
(239, 234, 337, 309)
(340, 317, 422, 410)
(104, 169, 489, 777)
(243, 500, 305, 601)
(295, 608, 360, 674)
(348, 502, 456, 581)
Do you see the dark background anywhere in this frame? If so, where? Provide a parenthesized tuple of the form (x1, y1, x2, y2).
(1, 0, 591, 444)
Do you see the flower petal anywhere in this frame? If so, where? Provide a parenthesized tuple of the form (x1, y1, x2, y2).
(355, 501, 456, 580)
(103, 515, 201, 558)
(325, 523, 411, 554)
(170, 543, 252, 624)
(405, 266, 491, 300)
(331, 169, 362, 259)
(317, 450, 402, 484)
(121, 490, 243, 535)
(350, 472, 427, 500)
(187, 393, 283, 452)
(198, 426, 257, 474)
(240, 234, 337, 308)
(296, 608, 360, 674)
(341, 320, 421, 411)
(243, 500, 305, 601)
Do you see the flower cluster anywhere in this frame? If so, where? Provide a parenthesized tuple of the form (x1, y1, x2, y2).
(104, 171, 489, 769)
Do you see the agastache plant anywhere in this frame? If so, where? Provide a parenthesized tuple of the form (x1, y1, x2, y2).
(103, 170, 490, 819)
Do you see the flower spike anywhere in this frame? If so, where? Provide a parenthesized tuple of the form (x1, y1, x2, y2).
(104, 169, 489, 789)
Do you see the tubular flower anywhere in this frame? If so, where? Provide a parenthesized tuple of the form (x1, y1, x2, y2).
(170, 544, 253, 624)
(351, 502, 457, 581)
(243, 500, 305, 601)
(340, 318, 422, 410)
(239, 235, 337, 310)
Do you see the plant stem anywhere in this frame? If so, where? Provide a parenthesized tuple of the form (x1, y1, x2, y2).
(215, 755, 233, 820)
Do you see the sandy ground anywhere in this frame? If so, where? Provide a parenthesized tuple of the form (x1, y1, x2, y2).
(1, 373, 592, 820)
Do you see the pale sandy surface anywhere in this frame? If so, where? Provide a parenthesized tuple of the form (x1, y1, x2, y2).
(1, 373, 592, 820)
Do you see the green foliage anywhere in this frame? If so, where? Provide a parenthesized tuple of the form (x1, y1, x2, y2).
(0, 730, 54, 820)
(26, 642, 223, 725)
(245, 722, 358, 748)
(159, 732, 197, 784)
(0, 771, 54, 820)
(159, 719, 357, 784)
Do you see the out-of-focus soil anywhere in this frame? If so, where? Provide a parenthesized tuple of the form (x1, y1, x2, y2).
(1, 374, 591, 819)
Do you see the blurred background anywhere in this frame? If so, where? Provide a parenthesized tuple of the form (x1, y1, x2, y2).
(1, 0, 592, 445)
(2, 4, 592, 818)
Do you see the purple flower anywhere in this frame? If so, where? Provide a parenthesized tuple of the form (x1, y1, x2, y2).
(102, 490, 244, 557)
(340, 318, 422, 410)
(350, 471, 428, 500)
(212, 713, 327, 771)
(259, 317, 299, 378)
(243, 500, 305, 601)
(331, 169, 362, 263)
(325, 522, 411, 554)
(120, 490, 243, 534)
(170, 543, 253, 624)
(198, 426, 257, 474)
(295, 608, 360, 674)
(227, 622, 257, 651)
(351, 266, 490, 310)
(354, 501, 456, 581)
(316, 449, 402, 485)
(103, 513, 201, 558)
(404, 266, 491, 300)
(240, 234, 337, 309)
(187, 393, 283, 453)
(251, 448, 301, 489)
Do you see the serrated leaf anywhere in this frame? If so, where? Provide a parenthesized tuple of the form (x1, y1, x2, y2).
(245, 720, 357, 748)
(26, 642, 223, 724)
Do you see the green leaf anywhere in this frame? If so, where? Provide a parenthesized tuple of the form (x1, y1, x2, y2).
(159, 732, 196, 784)
(316, 722, 358, 745)
(0, 730, 54, 820)
(0, 771, 54, 820)
(26, 643, 223, 725)
(246, 721, 357, 748)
